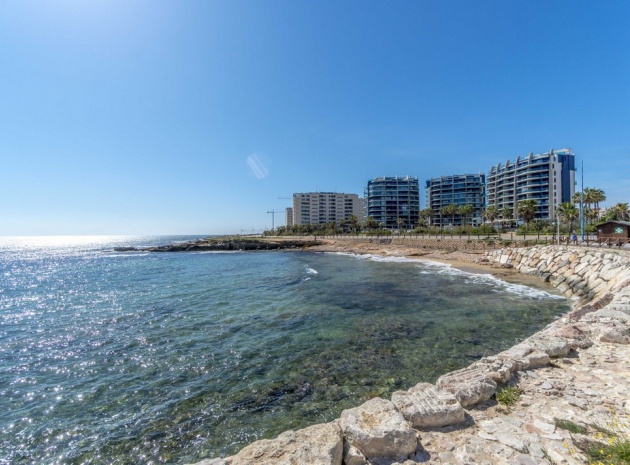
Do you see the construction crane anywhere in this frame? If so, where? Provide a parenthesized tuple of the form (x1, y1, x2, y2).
(267, 210, 281, 231)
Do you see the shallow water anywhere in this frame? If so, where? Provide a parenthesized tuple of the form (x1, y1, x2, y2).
(0, 236, 571, 464)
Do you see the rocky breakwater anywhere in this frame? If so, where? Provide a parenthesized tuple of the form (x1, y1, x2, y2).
(485, 245, 630, 344)
(115, 237, 319, 253)
(191, 245, 630, 465)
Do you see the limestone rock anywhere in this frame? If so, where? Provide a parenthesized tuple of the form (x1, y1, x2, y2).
(523, 350, 550, 369)
(229, 421, 343, 465)
(186, 459, 230, 465)
(391, 382, 465, 428)
(475, 356, 516, 384)
(527, 336, 570, 357)
(597, 322, 630, 344)
(343, 442, 367, 465)
(339, 398, 417, 460)
(436, 365, 497, 407)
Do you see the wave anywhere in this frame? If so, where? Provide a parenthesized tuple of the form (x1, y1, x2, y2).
(305, 266, 318, 275)
(414, 259, 565, 300)
(326, 252, 564, 301)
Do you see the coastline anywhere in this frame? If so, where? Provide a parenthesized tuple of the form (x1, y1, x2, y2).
(307, 238, 554, 291)
(191, 239, 630, 465)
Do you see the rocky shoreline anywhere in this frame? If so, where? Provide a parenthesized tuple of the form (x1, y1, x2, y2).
(114, 237, 319, 253)
(185, 239, 630, 465)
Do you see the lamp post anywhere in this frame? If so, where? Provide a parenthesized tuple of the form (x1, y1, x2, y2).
(580, 160, 585, 242)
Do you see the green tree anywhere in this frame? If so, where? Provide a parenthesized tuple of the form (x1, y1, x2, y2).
(590, 188, 606, 213)
(458, 205, 475, 230)
(419, 208, 433, 229)
(501, 206, 513, 229)
(349, 215, 360, 234)
(366, 216, 378, 231)
(339, 218, 347, 234)
(608, 202, 630, 221)
(558, 202, 579, 233)
(396, 217, 405, 232)
(483, 206, 499, 230)
(516, 200, 538, 232)
(440, 204, 458, 229)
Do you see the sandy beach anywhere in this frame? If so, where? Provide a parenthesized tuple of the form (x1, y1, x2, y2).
(308, 238, 553, 290)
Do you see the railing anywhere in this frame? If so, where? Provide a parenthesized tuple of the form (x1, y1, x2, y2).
(559, 236, 630, 249)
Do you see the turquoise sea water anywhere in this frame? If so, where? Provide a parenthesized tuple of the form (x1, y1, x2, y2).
(0, 236, 571, 464)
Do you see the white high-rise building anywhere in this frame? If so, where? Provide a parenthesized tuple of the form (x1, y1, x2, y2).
(486, 148, 576, 221)
(292, 192, 362, 226)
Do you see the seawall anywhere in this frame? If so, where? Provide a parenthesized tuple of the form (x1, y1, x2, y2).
(191, 245, 630, 465)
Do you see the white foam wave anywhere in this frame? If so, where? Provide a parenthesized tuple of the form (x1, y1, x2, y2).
(305, 266, 318, 275)
(102, 253, 150, 258)
(414, 260, 564, 300)
(326, 252, 426, 264)
(327, 252, 564, 300)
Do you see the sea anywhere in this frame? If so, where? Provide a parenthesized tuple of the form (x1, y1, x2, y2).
(0, 235, 571, 464)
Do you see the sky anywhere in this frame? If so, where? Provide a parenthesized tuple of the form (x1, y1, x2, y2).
(1, 0, 628, 235)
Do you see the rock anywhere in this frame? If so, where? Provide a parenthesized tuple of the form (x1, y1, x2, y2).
(533, 419, 555, 434)
(186, 459, 230, 465)
(229, 421, 343, 465)
(512, 455, 537, 465)
(494, 432, 528, 453)
(436, 365, 497, 407)
(527, 336, 570, 357)
(342, 442, 367, 465)
(339, 398, 417, 461)
(475, 356, 516, 384)
(597, 323, 630, 344)
(523, 350, 550, 369)
(391, 382, 465, 428)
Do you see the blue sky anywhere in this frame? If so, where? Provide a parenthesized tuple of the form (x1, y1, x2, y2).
(1, 0, 628, 235)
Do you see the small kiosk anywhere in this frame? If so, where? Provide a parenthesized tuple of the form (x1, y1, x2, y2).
(595, 221, 630, 247)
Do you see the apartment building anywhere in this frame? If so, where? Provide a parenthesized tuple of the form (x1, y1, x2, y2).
(292, 192, 362, 226)
(486, 148, 576, 221)
(285, 207, 294, 227)
(365, 176, 420, 229)
(426, 174, 486, 227)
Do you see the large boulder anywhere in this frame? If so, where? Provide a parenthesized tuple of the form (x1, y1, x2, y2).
(229, 421, 343, 465)
(339, 398, 417, 461)
(391, 382, 465, 428)
(436, 365, 497, 407)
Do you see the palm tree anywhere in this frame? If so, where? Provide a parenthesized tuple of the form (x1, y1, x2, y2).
(588, 188, 606, 220)
(366, 216, 378, 231)
(585, 208, 599, 225)
(458, 205, 475, 231)
(483, 206, 499, 230)
(397, 217, 405, 232)
(440, 204, 458, 230)
(349, 214, 360, 234)
(517, 200, 538, 232)
(558, 202, 579, 233)
(501, 206, 513, 229)
(339, 218, 347, 234)
(611, 202, 630, 221)
(419, 208, 433, 229)
(582, 188, 597, 212)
